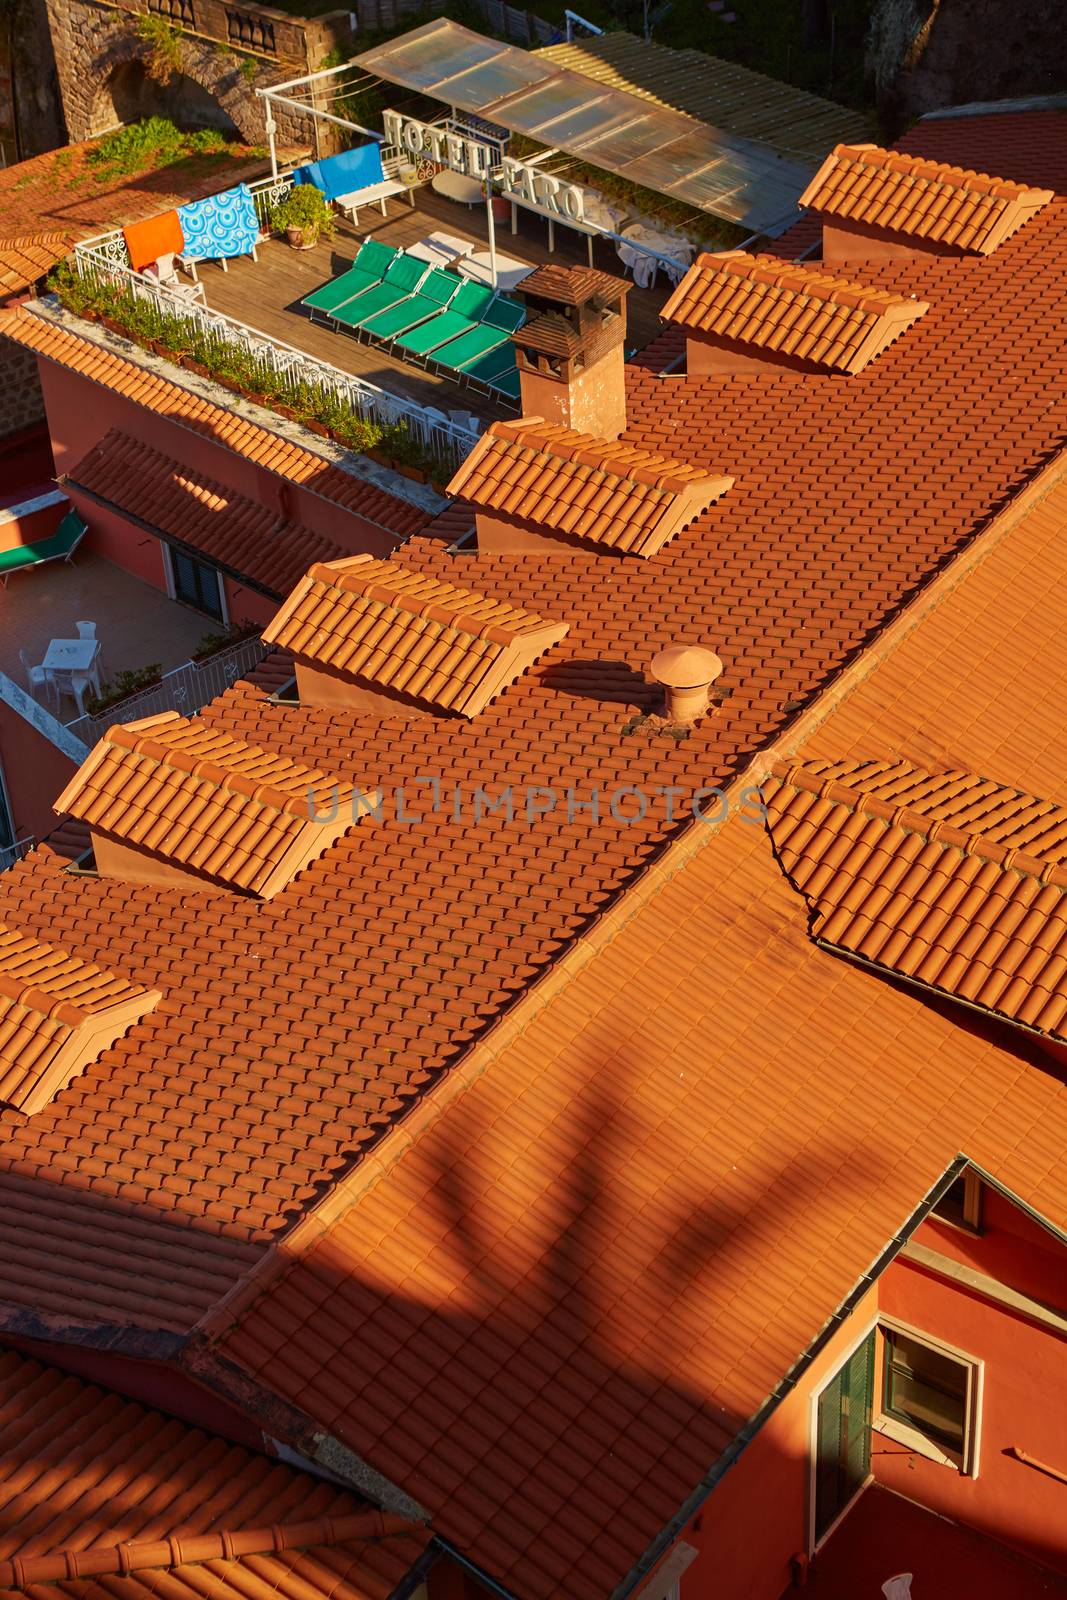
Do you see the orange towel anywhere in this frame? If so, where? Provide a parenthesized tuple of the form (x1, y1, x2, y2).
(123, 210, 184, 273)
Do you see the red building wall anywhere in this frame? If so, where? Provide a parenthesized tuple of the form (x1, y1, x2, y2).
(0, 701, 77, 843)
(876, 1202, 1067, 1576)
(37, 358, 401, 561)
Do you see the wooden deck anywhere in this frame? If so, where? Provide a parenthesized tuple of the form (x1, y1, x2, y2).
(204, 183, 672, 425)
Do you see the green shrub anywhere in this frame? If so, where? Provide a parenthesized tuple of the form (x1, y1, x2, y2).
(86, 663, 163, 716)
(267, 183, 336, 242)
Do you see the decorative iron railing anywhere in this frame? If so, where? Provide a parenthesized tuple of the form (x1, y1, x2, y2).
(0, 836, 35, 874)
(71, 164, 480, 474)
(64, 635, 270, 747)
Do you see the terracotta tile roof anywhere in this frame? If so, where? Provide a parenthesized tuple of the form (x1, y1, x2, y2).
(0, 105, 1058, 1414)
(0, 923, 160, 1115)
(55, 712, 362, 899)
(518, 263, 629, 305)
(209, 445, 1067, 1600)
(446, 419, 733, 555)
(65, 430, 346, 599)
(515, 310, 586, 358)
(4, 310, 427, 537)
(0, 231, 69, 297)
(264, 554, 569, 716)
(661, 250, 929, 373)
(0, 140, 270, 245)
(0, 1345, 429, 1600)
(798, 141, 1055, 254)
(765, 757, 1067, 1041)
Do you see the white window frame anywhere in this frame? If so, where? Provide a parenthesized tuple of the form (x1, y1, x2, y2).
(163, 543, 229, 626)
(875, 1315, 983, 1477)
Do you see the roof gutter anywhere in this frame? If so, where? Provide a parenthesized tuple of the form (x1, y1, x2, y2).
(610, 1156, 970, 1600)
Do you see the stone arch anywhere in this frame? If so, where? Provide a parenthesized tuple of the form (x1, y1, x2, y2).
(81, 26, 266, 145)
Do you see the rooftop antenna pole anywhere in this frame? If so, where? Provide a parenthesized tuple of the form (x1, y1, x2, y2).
(486, 175, 499, 289)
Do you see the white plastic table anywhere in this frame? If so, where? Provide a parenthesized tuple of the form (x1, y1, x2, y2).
(407, 232, 477, 270)
(431, 170, 484, 207)
(42, 638, 100, 675)
(459, 250, 536, 291)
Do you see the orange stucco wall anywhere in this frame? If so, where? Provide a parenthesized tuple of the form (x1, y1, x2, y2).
(663, 1189, 1067, 1599)
(0, 700, 77, 842)
(36, 356, 400, 560)
(669, 1285, 880, 1600)
(876, 1203, 1067, 1576)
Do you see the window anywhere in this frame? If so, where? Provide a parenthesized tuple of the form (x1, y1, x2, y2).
(169, 549, 225, 623)
(932, 1169, 983, 1232)
(882, 1329, 973, 1466)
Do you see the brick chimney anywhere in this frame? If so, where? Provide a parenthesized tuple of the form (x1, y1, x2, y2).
(511, 264, 630, 440)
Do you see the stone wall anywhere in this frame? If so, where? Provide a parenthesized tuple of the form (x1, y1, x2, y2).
(46, 0, 357, 147)
(0, 335, 46, 439)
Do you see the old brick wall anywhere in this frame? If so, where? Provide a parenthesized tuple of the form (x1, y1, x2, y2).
(45, 0, 355, 147)
(0, 336, 46, 440)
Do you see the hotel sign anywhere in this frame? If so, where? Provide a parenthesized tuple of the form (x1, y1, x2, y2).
(382, 110, 586, 224)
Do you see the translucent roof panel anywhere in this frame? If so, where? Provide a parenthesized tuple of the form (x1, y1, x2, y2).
(354, 19, 814, 233)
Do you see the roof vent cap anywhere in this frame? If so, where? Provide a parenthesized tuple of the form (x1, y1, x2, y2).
(651, 644, 724, 724)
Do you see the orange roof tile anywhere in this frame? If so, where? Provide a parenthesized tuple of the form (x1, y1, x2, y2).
(66, 430, 346, 599)
(4, 310, 427, 537)
(798, 141, 1055, 254)
(0, 923, 160, 1114)
(661, 250, 928, 373)
(0, 231, 69, 297)
(0, 102, 1059, 1447)
(264, 554, 569, 716)
(208, 445, 1067, 1600)
(446, 419, 733, 556)
(0, 1345, 429, 1600)
(55, 712, 363, 899)
(765, 757, 1067, 1041)
(519, 263, 629, 306)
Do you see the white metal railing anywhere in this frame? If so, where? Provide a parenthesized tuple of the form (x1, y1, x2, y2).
(72, 180, 480, 472)
(0, 836, 35, 874)
(564, 9, 603, 38)
(64, 635, 269, 747)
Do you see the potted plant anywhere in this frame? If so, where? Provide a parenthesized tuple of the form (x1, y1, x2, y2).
(268, 185, 336, 251)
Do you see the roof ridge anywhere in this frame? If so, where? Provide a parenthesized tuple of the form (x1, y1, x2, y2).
(0, 1511, 421, 1592)
(770, 759, 1067, 886)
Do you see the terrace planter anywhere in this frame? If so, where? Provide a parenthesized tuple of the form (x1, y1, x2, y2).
(86, 674, 163, 719)
(286, 225, 318, 251)
(182, 357, 209, 378)
(304, 420, 329, 437)
(397, 464, 427, 483)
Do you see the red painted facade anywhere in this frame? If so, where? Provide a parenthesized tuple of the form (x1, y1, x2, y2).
(655, 1186, 1067, 1600)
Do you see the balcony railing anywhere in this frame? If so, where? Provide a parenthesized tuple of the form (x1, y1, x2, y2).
(0, 837, 35, 875)
(65, 634, 270, 747)
(72, 164, 480, 475)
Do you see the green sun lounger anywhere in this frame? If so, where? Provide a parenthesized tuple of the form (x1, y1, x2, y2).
(491, 368, 522, 404)
(481, 295, 525, 334)
(302, 240, 399, 319)
(393, 282, 496, 357)
(0, 509, 87, 585)
(357, 268, 460, 342)
(332, 252, 430, 331)
(463, 343, 516, 386)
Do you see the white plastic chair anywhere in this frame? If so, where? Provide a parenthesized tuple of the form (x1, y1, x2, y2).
(882, 1577, 913, 1600)
(76, 621, 96, 639)
(49, 667, 92, 718)
(19, 649, 53, 705)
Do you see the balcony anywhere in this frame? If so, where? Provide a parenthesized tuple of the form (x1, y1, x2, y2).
(1, 550, 265, 743)
(781, 1484, 1067, 1600)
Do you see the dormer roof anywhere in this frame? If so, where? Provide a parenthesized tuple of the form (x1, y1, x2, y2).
(447, 419, 733, 557)
(0, 924, 160, 1113)
(264, 555, 569, 717)
(661, 250, 929, 374)
(765, 757, 1067, 1043)
(54, 712, 361, 899)
(798, 143, 1054, 255)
